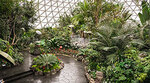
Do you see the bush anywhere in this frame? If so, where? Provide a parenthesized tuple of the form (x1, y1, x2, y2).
(31, 54, 61, 72)
(0, 38, 23, 68)
(17, 29, 37, 49)
(47, 37, 71, 49)
(0, 0, 36, 46)
(103, 48, 150, 82)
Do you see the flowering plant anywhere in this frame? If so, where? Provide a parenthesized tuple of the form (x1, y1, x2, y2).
(31, 54, 61, 73)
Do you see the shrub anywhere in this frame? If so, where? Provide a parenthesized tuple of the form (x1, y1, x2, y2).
(0, 38, 23, 68)
(0, 0, 36, 46)
(103, 48, 150, 82)
(31, 54, 61, 72)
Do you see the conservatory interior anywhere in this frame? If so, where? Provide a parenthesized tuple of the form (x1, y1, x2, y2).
(0, 0, 150, 83)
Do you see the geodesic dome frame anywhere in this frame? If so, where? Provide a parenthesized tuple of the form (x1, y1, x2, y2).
(32, 0, 149, 29)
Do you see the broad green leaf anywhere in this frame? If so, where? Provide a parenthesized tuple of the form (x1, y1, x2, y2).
(119, 75, 126, 81)
(0, 50, 15, 65)
(138, 13, 145, 25)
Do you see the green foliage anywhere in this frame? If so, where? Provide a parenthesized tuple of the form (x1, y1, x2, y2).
(58, 0, 131, 34)
(0, 38, 23, 68)
(89, 23, 136, 64)
(77, 48, 92, 56)
(17, 29, 37, 49)
(132, 23, 150, 50)
(47, 37, 71, 49)
(30, 36, 72, 54)
(0, 0, 36, 46)
(77, 48, 102, 70)
(103, 48, 150, 82)
(90, 71, 97, 79)
(58, 13, 72, 28)
(29, 26, 73, 53)
(138, 1, 150, 25)
(32, 54, 61, 72)
(12, 50, 23, 64)
(29, 39, 46, 54)
(0, 50, 15, 65)
(136, 1, 150, 50)
(85, 23, 150, 82)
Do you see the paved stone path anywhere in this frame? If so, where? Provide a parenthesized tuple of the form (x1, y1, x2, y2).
(6, 53, 88, 83)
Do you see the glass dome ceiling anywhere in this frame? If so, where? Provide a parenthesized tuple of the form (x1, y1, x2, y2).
(32, 0, 146, 29)
(32, 0, 82, 29)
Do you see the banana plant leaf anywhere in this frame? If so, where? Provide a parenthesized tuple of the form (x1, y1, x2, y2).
(0, 50, 15, 65)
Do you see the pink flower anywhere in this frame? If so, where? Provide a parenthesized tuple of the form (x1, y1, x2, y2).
(42, 66, 46, 69)
(59, 48, 61, 51)
(60, 46, 62, 49)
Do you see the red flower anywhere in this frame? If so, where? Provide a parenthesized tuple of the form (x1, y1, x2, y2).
(60, 46, 63, 49)
(57, 57, 60, 60)
(42, 66, 46, 69)
(37, 45, 40, 47)
(55, 48, 57, 51)
(73, 51, 75, 53)
(76, 51, 79, 53)
(59, 48, 61, 51)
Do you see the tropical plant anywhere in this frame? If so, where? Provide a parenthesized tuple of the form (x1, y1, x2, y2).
(29, 39, 46, 55)
(31, 54, 61, 72)
(77, 48, 91, 57)
(0, 0, 36, 46)
(89, 22, 136, 63)
(17, 29, 37, 49)
(69, 0, 131, 33)
(0, 38, 23, 68)
(58, 13, 72, 28)
(0, 50, 15, 65)
(103, 48, 150, 82)
(138, 1, 150, 25)
(47, 37, 71, 49)
(74, 0, 150, 82)
(86, 49, 102, 70)
(133, 1, 150, 50)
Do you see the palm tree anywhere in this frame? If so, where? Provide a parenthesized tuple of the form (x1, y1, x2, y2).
(89, 22, 136, 62)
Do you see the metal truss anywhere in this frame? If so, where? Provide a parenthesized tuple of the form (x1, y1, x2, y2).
(32, 0, 148, 29)
(32, 0, 81, 29)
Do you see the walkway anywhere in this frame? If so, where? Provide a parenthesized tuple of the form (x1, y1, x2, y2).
(0, 52, 87, 83)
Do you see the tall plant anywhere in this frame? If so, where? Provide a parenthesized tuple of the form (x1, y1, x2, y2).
(138, 1, 150, 25)
(0, 0, 36, 46)
(89, 22, 136, 63)
(71, 0, 131, 33)
(134, 1, 150, 49)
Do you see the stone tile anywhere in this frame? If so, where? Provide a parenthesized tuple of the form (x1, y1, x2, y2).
(8, 54, 87, 83)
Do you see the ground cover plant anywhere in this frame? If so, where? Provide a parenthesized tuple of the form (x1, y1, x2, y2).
(31, 54, 62, 74)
